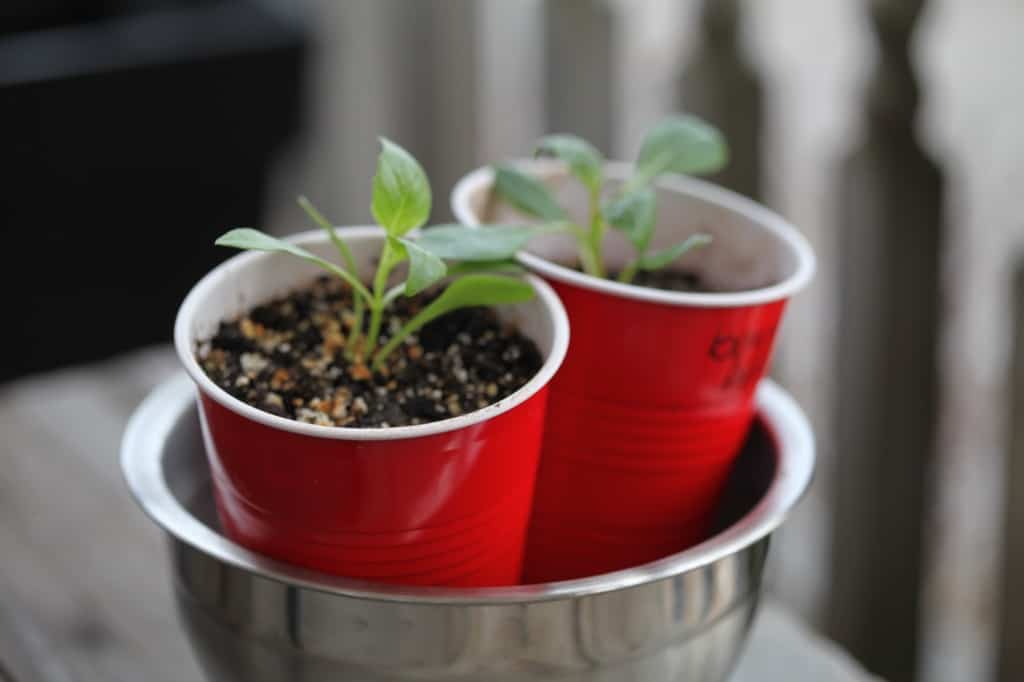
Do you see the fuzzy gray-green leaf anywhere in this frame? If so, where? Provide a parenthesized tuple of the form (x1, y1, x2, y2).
(633, 115, 728, 188)
(398, 237, 447, 296)
(371, 137, 432, 236)
(535, 134, 604, 194)
(493, 166, 566, 221)
(604, 189, 656, 253)
(637, 234, 712, 271)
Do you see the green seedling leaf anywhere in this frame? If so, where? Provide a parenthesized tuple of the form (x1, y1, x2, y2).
(216, 227, 316, 260)
(493, 166, 566, 221)
(216, 228, 373, 303)
(414, 224, 539, 262)
(373, 274, 535, 367)
(604, 188, 657, 253)
(371, 137, 432, 236)
(447, 260, 525, 277)
(632, 115, 728, 189)
(397, 237, 447, 296)
(425, 273, 534, 312)
(636, 234, 713, 271)
(535, 134, 603, 194)
(365, 236, 410, 354)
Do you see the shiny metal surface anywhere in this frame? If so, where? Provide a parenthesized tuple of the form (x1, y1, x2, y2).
(122, 375, 814, 681)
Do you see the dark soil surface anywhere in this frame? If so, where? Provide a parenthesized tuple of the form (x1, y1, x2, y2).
(197, 276, 543, 428)
(579, 265, 706, 292)
(617, 268, 705, 292)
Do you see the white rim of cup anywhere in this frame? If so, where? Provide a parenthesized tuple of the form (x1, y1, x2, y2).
(451, 160, 816, 308)
(174, 227, 570, 442)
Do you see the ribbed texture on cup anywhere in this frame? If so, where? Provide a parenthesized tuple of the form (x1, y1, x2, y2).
(523, 277, 786, 582)
(199, 389, 548, 587)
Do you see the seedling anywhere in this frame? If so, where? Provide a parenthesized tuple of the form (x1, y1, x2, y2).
(493, 114, 728, 283)
(216, 138, 546, 372)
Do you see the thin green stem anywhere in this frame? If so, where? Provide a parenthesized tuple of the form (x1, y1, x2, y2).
(298, 196, 358, 273)
(372, 328, 411, 371)
(381, 283, 405, 309)
(617, 259, 639, 284)
(364, 240, 398, 355)
(558, 222, 599, 277)
(577, 242, 601, 278)
(297, 196, 366, 355)
(586, 189, 606, 278)
(622, 162, 659, 195)
(372, 293, 438, 370)
(366, 308, 383, 359)
(308, 257, 374, 305)
(348, 305, 365, 360)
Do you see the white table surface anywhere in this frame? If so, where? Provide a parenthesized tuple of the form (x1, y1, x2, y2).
(0, 347, 878, 682)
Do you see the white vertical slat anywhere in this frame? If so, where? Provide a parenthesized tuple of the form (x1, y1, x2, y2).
(545, 0, 700, 160)
(475, 0, 546, 162)
(743, 0, 873, 630)
(543, 0, 617, 154)
(478, 0, 694, 173)
(998, 265, 1024, 681)
(305, 0, 418, 226)
(420, 1, 482, 219)
(677, 0, 764, 203)
(609, 0, 697, 156)
(824, 0, 946, 675)
(269, 0, 483, 227)
(916, 2, 1024, 680)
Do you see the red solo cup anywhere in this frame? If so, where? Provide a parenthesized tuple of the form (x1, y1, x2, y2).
(434, 542, 525, 585)
(175, 227, 569, 587)
(452, 161, 814, 582)
(210, 473, 530, 570)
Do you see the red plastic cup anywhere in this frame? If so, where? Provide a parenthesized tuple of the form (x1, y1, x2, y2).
(175, 227, 569, 587)
(452, 161, 814, 581)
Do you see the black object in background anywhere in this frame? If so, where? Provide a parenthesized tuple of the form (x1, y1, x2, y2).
(0, 0, 307, 382)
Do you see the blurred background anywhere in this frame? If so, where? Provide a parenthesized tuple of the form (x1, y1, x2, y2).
(2, 1, 1023, 681)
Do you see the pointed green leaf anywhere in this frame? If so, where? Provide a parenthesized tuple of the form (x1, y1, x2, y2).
(215, 228, 373, 303)
(372, 274, 535, 367)
(633, 115, 728, 188)
(427, 273, 534, 312)
(535, 134, 604, 193)
(636, 234, 713, 271)
(413, 224, 539, 262)
(446, 260, 525, 277)
(397, 237, 447, 296)
(493, 166, 566, 221)
(371, 137, 432, 236)
(603, 189, 656, 253)
(217, 228, 322, 261)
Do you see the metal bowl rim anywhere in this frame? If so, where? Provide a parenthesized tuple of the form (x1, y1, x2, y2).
(121, 373, 814, 605)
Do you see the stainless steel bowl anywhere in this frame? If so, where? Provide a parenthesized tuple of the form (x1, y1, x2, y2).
(122, 375, 813, 682)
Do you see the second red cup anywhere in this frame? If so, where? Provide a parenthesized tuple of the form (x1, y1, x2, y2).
(453, 161, 814, 581)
